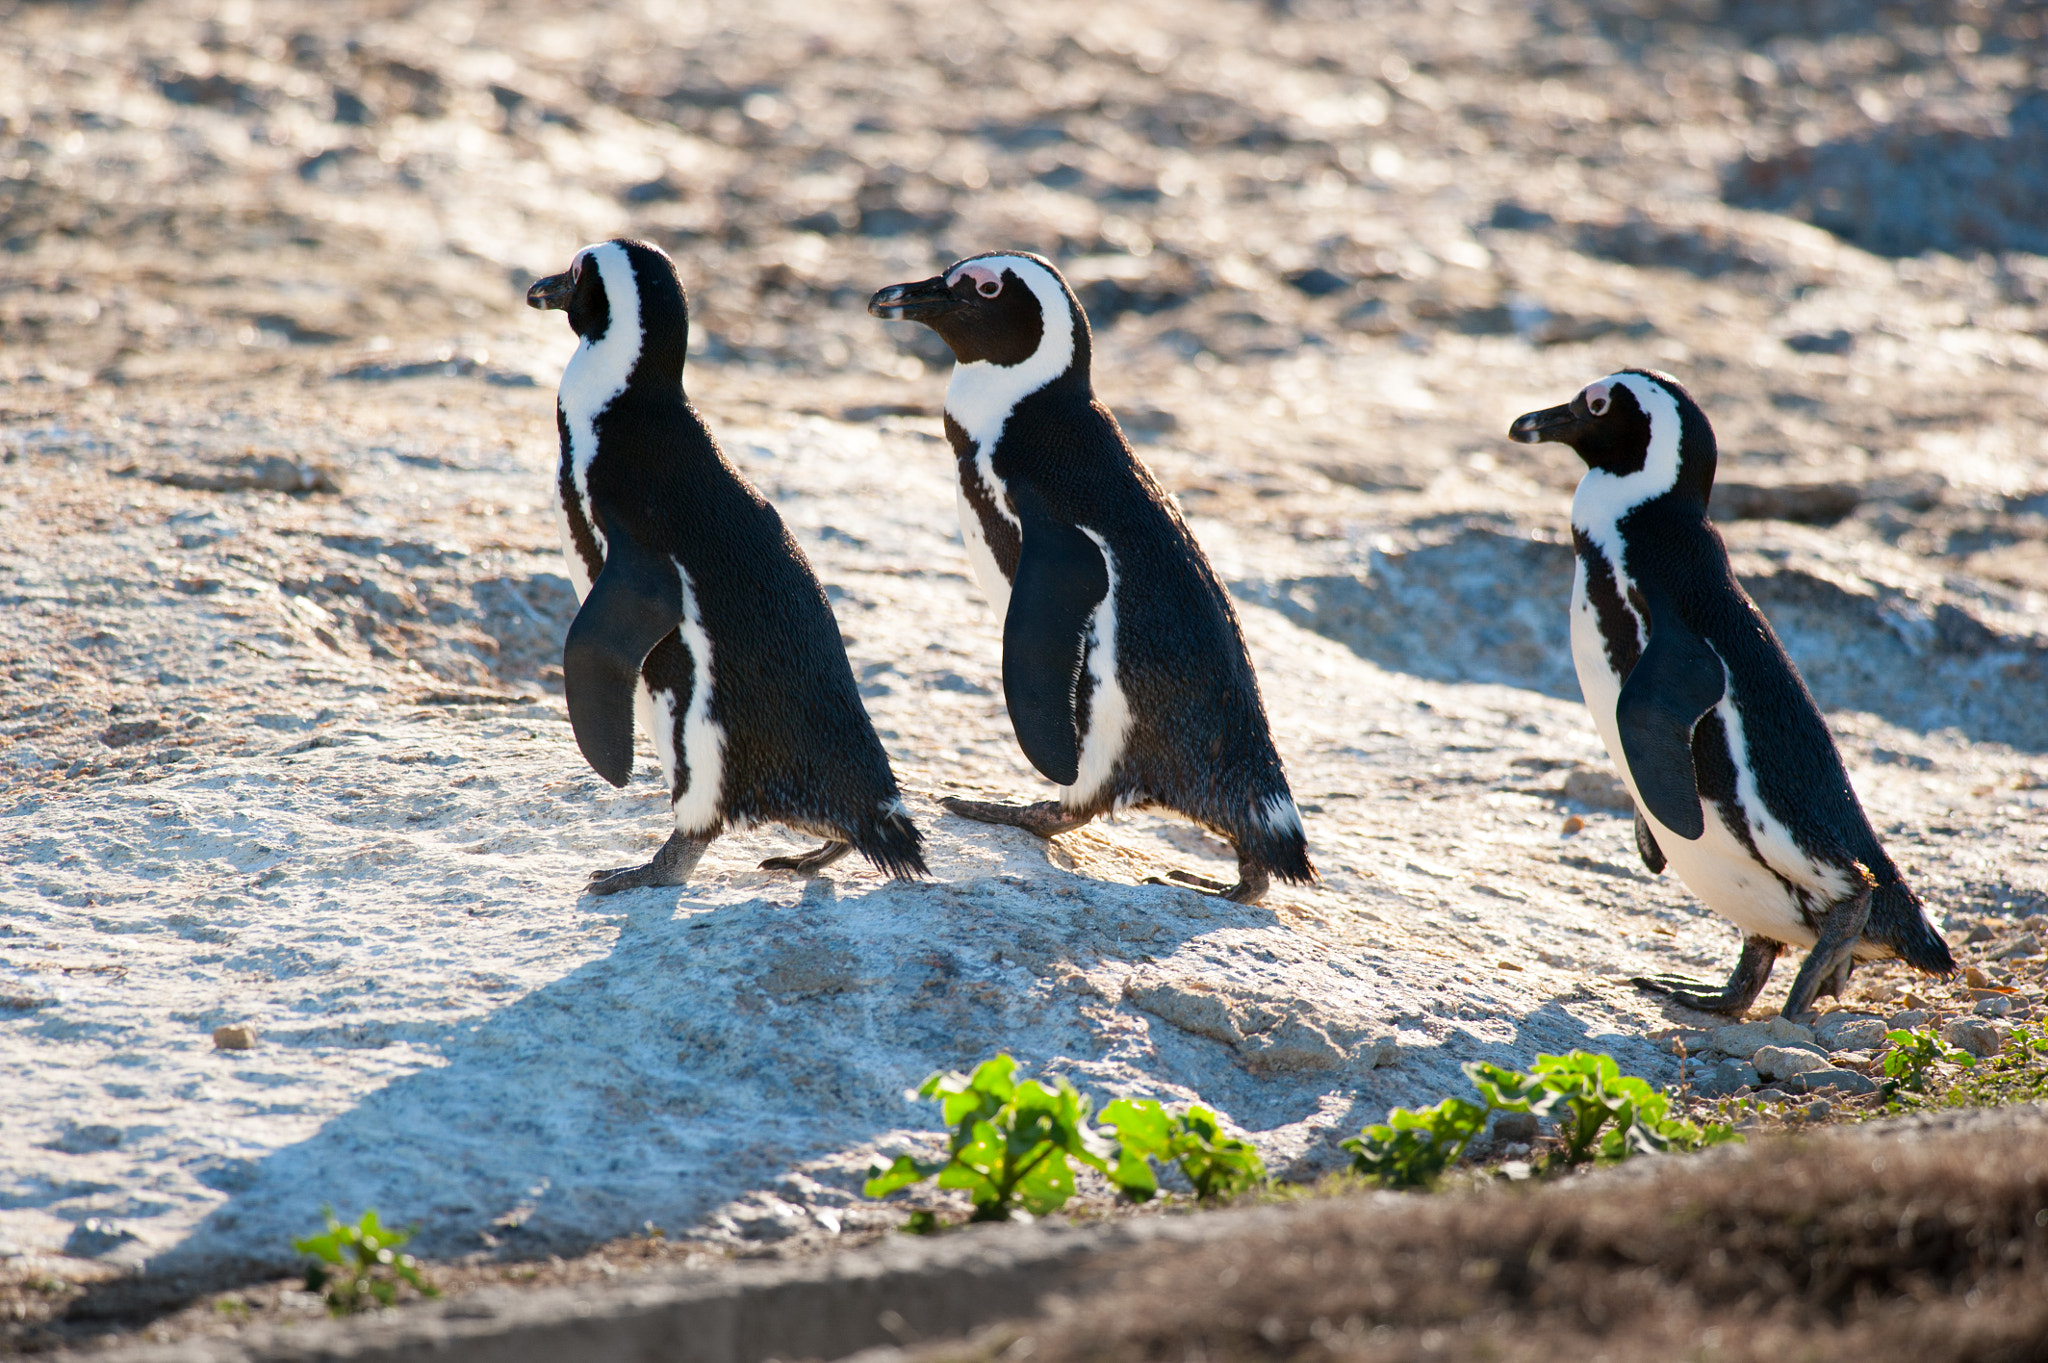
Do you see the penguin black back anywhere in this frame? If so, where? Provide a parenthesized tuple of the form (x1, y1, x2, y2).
(530, 239, 924, 889)
(871, 252, 1311, 902)
(1511, 369, 1950, 1016)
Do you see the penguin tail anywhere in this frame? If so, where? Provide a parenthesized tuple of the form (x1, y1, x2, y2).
(853, 800, 930, 881)
(1870, 879, 1955, 978)
(1237, 792, 1318, 887)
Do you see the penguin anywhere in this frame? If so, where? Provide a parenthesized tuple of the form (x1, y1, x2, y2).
(527, 238, 925, 892)
(867, 251, 1314, 904)
(1508, 368, 1953, 1017)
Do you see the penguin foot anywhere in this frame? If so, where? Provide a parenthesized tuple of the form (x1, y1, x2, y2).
(939, 797, 1091, 838)
(759, 840, 854, 875)
(1629, 975, 1757, 1015)
(586, 830, 712, 896)
(1633, 933, 1780, 1016)
(1220, 865, 1270, 905)
(1145, 865, 1270, 905)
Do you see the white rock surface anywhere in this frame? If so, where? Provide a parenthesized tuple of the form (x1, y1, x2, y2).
(0, 412, 1710, 1276)
(1943, 1018, 2008, 1059)
(1751, 1045, 1834, 1082)
(1708, 1018, 1819, 1060)
(1815, 1014, 1889, 1052)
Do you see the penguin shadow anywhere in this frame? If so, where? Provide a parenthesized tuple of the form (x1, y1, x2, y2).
(120, 851, 1264, 1303)
(918, 793, 1291, 921)
(1274, 999, 1681, 1180)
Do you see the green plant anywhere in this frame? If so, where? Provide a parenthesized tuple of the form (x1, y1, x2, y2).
(864, 1055, 1111, 1222)
(1340, 1096, 1490, 1189)
(1998, 1019, 2048, 1064)
(1097, 1099, 1267, 1203)
(1881, 1027, 1976, 1094)
(291, 1208, 437, 1316)
(1927, 1021, 2048, 1109)
(1519, 1051, 1736, 1166)
(1343, 1051, 1739, 1188)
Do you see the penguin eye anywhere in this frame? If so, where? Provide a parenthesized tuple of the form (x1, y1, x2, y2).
(1583, 383, 1612, 417)
(953, 263, 1004, 299)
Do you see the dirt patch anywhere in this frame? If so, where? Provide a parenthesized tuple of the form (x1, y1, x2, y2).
(911, 1108, 2048, 1363)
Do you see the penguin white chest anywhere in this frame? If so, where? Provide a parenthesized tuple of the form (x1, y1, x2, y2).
(1066, 529, 1132, 807)
(555, 483, 597, 603)
(954, 463, 1015, 616)
(650, 567, 726, 835)
(1569, 555, 1825, 948)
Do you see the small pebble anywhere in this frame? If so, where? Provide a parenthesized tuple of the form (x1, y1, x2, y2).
(1560, 814, 1585, 835)
(1963, 965, 1991, 988)
(1974, 995, 2013, 1018)
(1941, 1016, 2005, 1059)
(212, 1024, 257, 1051)
(1990, 934, 2041, 962)
(1803, 1099, 1832, 1121)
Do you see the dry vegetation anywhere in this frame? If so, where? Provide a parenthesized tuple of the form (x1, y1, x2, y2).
(909, 1110, 2048, 1363)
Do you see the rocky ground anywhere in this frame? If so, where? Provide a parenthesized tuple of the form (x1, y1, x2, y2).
(2, 0, 2047, 1351)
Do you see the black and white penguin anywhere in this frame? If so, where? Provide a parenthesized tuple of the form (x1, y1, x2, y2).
(1509, 369, 1953, 1017)
(867, 251, 1314, 904)
(527, 238, 925, 892)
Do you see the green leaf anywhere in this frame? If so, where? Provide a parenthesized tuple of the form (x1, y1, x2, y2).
(1106, 1145, 1159, 1203)
(1013, 1145, 1079, 1216)
(1463, 1060, 1549, 1112)
(966, 1055, 1019, 1101)
(1100, 1097, 1174, 1156)
(1345, 1096, 1487, 1188)
(1173, 1106, 1265, 1201)
(862, 1154, 939, 1199)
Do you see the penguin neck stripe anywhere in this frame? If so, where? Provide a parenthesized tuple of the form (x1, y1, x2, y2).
(1570, 373, 1683, 577)
(943, 259, 1077, 451)
(559, 243, 645, 505)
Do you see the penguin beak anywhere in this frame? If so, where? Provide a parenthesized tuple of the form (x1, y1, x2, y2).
(527, 272, 574, 311)
(1508, 402, 1587, 445)
(869, 276, 962, 323)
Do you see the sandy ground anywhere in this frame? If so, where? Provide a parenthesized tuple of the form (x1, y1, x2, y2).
(2, 0, 2047, 1341)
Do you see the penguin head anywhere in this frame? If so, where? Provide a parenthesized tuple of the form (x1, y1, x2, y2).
(868, 251, 1090, 375)
(1508, 368, 1717, 504)
(527, 238, 689, 390)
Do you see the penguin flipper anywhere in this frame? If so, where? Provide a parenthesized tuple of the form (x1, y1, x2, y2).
(1633, 808, 1666, 875)
(1001, 493, 1109, 788)
(563, 515, 683, 788)
(1614, 606, 1724, 841)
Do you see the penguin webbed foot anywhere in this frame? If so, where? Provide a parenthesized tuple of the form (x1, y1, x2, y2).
(1145, 863, 1271, 905)
(1633, 933, 1780, 1016)
(1158, 868, 1230, 893)
(759, 840, 854, 875)
(586, 830, 712, 896)
(939, 797, 1091, 838)
(1630, 974, 1756, 1015)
